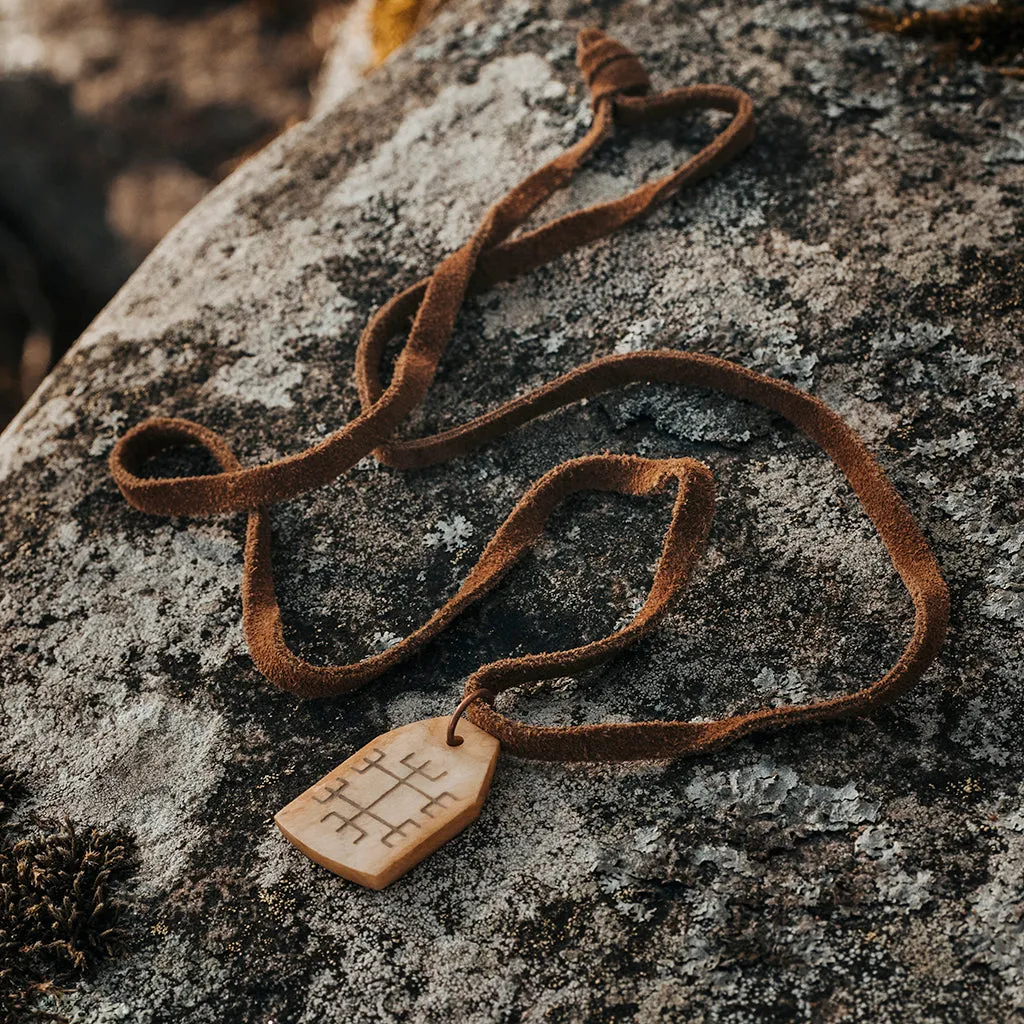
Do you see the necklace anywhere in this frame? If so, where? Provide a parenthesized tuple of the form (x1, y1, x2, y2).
(109, 30, 949, 889)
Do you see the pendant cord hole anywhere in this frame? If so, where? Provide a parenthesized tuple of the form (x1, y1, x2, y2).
(446, 689, 494, 747)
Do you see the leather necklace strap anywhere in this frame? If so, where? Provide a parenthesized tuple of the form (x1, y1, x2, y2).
(108, 31, 949, 762)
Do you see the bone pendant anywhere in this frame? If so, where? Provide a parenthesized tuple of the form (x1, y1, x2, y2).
(275, 716, 499, 890)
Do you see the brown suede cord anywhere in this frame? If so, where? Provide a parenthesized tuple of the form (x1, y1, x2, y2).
(109, 31, 949, 762)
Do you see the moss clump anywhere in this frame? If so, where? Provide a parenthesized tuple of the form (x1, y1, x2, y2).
(0, 767, 134, 1024)
(863, 2, 1024, 73)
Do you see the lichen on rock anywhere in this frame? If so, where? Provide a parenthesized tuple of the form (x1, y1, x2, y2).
(0, 0, 1022, 1020)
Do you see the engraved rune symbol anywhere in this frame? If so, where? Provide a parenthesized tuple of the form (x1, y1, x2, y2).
(317, 749, 458, 848)
(275, 716, 501, 889)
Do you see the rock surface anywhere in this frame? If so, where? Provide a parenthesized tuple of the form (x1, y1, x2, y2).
(1, 0, 1022, 1020)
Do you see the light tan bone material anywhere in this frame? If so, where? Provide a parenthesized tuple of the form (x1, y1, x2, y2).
(275, 717, 500, 889)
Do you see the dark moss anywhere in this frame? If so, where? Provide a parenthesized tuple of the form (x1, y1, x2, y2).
(0, 774, 135, 1024)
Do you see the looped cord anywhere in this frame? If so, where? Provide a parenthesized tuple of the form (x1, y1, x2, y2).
(108, 31, 949, 763)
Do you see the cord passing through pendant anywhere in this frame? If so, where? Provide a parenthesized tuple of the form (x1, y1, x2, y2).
(447, 689, 494, 747)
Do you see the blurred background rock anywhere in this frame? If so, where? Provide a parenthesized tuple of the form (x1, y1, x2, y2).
(0, 0, 436, 429)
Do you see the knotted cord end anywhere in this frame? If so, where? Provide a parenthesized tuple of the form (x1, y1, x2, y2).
(576, 28, 651, 108)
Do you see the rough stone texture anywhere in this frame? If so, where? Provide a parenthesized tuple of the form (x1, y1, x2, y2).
(1, 0, 1022, 1020)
